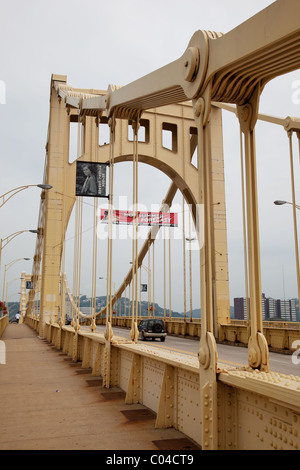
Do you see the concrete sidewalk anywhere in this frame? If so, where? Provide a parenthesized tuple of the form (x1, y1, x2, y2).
(0, 324, 199, 451)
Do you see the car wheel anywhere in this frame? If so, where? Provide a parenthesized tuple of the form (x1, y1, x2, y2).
(153, 324, 162, 333)
(160, 337, 165, 342)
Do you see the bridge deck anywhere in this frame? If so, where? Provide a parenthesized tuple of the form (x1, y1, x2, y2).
(0, 324, 199, 451)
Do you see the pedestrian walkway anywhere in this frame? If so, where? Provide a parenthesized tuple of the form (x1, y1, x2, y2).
(0, 324, 200, 450)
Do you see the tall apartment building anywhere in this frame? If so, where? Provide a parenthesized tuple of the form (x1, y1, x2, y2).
(234, 294, 297, 322)
(265, 297, 277, 319)
(234, 295, 264, 321)
(234, 297, 248, 320)
(276, 299, 297, 322)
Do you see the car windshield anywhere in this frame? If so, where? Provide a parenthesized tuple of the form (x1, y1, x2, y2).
(147, 319, 164, 326)
(140, 319, 165, 328)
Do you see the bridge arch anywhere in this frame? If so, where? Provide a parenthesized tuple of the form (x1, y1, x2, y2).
(90, 153, 197, 222)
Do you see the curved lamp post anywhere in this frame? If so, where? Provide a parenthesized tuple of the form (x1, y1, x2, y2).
(0, 184, 52, 209)
(0, 230, 38, 271)
(2, 258, 30, 305)
(274, 199, 300, 318)
(130, 262, 152, 318)
(4, 276, 21, 305)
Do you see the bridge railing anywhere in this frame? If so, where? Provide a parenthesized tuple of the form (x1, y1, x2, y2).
(0, 315, 9, 338)
(90, 312, 299, 352)
(27, 318, 300, 451)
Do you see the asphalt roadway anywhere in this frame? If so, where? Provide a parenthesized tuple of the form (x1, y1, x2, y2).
(81, 324, 300, 377)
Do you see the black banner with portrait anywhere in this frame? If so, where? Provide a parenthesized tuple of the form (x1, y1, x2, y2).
(76, 161, 108, 198)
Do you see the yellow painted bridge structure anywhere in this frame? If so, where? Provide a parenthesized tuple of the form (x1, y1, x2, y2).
(1, 0, 300, 451)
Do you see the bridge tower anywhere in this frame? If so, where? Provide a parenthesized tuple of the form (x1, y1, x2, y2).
(32, 74, 231, 341)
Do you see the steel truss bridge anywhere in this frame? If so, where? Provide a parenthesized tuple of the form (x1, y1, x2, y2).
(2, 0, 300, 450)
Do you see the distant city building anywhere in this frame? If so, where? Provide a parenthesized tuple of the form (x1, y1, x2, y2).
(276, 298, 297, 322)
(262, 293, 266, 319)
(234, 297, 248, 320)
(265, 297, 277, 319)
(234, 294, 297, 322)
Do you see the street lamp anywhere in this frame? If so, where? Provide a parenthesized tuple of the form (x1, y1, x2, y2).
(37, 184, 52, 190)
(0, 184, 52, 208)
(274, 199, 300, 314)
(274, 200, 300, 210)
(129, 261, 152, 317)
(99, 276, 117, 316)
(0, 230, 38, 271)
(4, 277, 21, 305)
(130, 261, 152, 317)
(2, 258, 30, 304)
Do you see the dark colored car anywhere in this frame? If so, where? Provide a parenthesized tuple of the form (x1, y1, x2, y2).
(138, 319, 167, 342)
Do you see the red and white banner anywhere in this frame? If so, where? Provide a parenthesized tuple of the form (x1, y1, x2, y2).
(100, 209, 178, 227)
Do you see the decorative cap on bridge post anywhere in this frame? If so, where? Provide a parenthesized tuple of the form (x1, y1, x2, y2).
(51, 74, 67, 83)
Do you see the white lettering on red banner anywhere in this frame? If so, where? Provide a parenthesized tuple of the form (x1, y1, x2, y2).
(100, 209, 178, 227)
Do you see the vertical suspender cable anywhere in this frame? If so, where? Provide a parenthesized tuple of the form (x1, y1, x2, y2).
(131, 118, 140, 339)
(139, 267, 142, 319)
(106, 116, 115, 333)
(148, 239, 151, 316)
(131, 124, 136, 326)
(189, 212, 193, 322)
(76, 119, 84, 330)
(152, 243, 155, 317)
(91, 197, 98, 331)
(240, 130, 250, 325)
(124, 286, 127, 317)
(60, 130, 68, 327)
(73, 195, 83, 328)
(91, 114, 100, 332)
(183, 196, 187, 321)
(72, 198, 78, 324)
(77, 197, 83, 329)
(297, 131, 300, 327)
(72, 118, 83, 329)
(298, 131, 300, 166)
(288, 131, 300, 317)
(169, 226, 172, 319)
(129, 280, 131, 318)
(135, 120, 139, 325)
(164, 227, 166, 320)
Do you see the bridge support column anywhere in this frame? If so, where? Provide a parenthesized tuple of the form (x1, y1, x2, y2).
(39, 75, 72, 338)
(194, 94, 220, 450)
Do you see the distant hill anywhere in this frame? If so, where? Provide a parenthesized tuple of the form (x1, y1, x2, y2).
(9, 294, 299, 322)
(79, 295, 191, 318)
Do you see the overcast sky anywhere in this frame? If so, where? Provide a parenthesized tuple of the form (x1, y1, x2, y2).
(1, 0, 300, 314)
